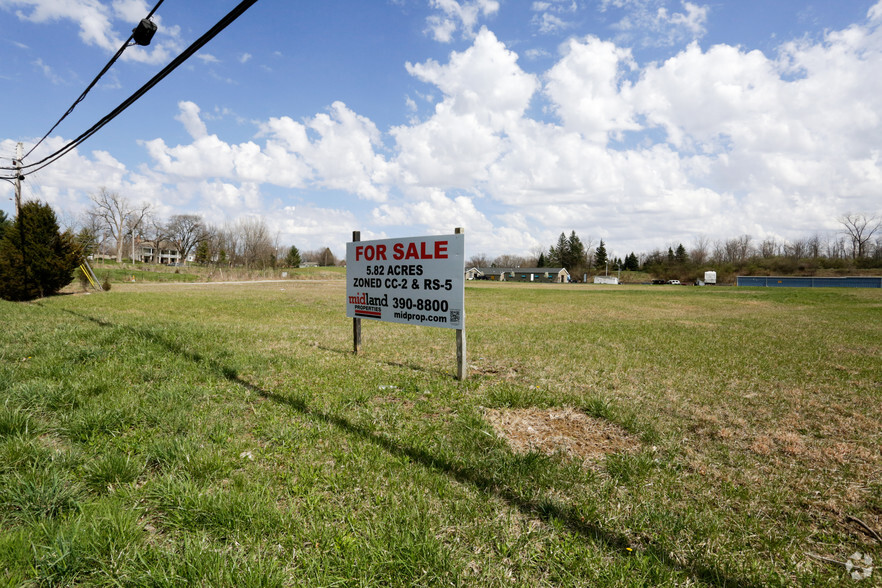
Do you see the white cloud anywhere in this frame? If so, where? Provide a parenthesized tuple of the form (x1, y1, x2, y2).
(425, 0, 500, 42)
(601, 0, 709, 47)
(111, 0, 147, 22)
(870, 1, 882, 23)
(146, 101, 388, 201)
(544, 36, 640, 142)
(0, 0, 181, 64)
(175, 101, 208, 140)
(32, 58, 65, 84)
(405, 29, 538, 131)
(667, 1, 707, 37)
(530, 0, 578, 34)
(302, 102, 390, 201)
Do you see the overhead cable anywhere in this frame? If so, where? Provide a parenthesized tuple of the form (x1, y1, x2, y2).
(5, 0, 259, 178)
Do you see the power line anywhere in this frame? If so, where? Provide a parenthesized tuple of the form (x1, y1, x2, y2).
(1, 0, 259, 179)
(22, 0, 166, 161)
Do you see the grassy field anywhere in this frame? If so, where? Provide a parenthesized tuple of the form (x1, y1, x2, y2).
(0, 281, 880, 586)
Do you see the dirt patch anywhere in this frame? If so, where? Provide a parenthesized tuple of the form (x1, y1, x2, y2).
(483, 407, 640, 462)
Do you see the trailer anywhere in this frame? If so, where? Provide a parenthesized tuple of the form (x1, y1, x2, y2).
(704, 271, 717, 285)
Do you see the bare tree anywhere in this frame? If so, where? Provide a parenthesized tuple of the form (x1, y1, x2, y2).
(125, 209, 151, 263)
(759, 237, 780, 258)
(88, 188, 150, 263)
(466, 253, 491, 267)
(493, 254, 528, 267)
(141, 215, 169, 264)
(784, 238, 807, 261)
(204, 222, 238, 266)
(167, 214, 208, 266)
(838, 213, 881, 260)
(237, 217, 276, 268)
(717, 235, 753, 263)
(690, 235, 710, 265)
(806, 234, 822, 259)
(79, 211, 109, 257)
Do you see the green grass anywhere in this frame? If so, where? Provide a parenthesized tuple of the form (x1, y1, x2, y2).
(0, 281, 880, 586)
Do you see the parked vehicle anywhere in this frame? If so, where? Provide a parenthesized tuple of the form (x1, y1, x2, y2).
(667, 280, 681, 285)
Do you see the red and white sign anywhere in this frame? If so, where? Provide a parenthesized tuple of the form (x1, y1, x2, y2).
(346, 233, 464, 329)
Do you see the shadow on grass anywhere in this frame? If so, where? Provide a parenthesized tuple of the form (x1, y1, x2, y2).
(316, 344, 453, 379)
(58, 308, 759, 588)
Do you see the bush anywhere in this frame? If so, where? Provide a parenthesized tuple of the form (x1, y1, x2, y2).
(0, 201, 83, 301)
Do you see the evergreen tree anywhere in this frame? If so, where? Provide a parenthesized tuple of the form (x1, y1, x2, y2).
(548, 232, 568, 268)
(0, 210, 10, 241)
(0, 201, 83, 301)
(624, 252, 640, 271)
(594, 239, 608, 270)
(566, 231, 586, 271)
(667, 247, 675, 263)
(286, 245, 302, 268)
(537, 252, 546, 267)
(194, 241, 211, 264)
(675, 243, 689, 264)
(547, 231, 589, 273)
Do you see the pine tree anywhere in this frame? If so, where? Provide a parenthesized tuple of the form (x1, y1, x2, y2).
(594, 239, 608, 271)
(195, 241, 211, 264)
(0, 201, 83, 301)
(0, 210, 10, 241)
(548, 232, 568, 267)
(675, 243, 689, 264)
(537, 252, 546, 267)
(286, 245, 302, 268)
(566, 231, 586, 272)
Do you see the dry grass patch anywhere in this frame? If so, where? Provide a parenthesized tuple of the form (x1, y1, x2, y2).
(483, 407, 640, 463)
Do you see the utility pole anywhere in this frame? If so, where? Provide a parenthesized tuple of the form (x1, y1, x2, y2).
(14, 142, 23, 218)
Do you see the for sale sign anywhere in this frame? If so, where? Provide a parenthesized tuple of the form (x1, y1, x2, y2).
(346, 233, 464, 329)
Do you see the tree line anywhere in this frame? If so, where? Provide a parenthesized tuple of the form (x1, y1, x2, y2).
(2, 189, 878, 301)
(468, 213, 882, 282)
(80, 188, 336, 269)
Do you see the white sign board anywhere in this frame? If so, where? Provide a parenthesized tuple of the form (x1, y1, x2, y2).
(346, 234, 465, 329)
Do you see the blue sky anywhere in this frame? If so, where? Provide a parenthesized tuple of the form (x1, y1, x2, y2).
(2, 0, 881, 261)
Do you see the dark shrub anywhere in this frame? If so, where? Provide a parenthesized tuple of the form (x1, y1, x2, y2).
(0, 202, 83, 301)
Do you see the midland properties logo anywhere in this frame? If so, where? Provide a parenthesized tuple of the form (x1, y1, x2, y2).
(348, 292, 388, 318)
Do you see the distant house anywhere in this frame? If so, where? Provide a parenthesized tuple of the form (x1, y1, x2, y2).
(137, 242, 195, 265)
(467, 267, 570, 283)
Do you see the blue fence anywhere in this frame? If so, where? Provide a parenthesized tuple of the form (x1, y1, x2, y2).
(737, 276, 882, 288)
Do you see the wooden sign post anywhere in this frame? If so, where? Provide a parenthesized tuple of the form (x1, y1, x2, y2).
(352, 230, 362, 355)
